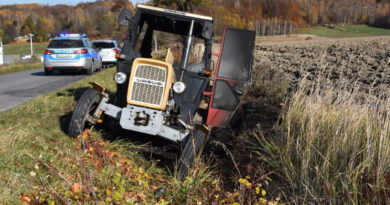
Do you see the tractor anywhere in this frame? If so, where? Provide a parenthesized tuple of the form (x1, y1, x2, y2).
(68, 4, 255, 177)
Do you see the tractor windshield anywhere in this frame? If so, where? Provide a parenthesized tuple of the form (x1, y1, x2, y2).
(130, 5, 214, 71)
(135, 26, 205, 66)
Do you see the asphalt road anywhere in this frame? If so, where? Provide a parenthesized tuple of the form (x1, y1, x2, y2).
(0, 68, 87, 113)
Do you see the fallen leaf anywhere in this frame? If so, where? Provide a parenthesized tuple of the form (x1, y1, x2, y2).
(82, 129, 91, 140)
(21, 194, 32, 203)
(72, 183, 81, 193)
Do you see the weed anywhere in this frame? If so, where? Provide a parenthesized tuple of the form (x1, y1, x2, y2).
(0, 62, 43, 75)
(251, 85, 390, 203)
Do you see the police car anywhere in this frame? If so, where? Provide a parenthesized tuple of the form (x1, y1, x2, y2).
(43, 33, 102, 75)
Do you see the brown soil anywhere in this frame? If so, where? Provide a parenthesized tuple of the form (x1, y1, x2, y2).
(255, 36, 390, 100)
(256, 34, 326, 43)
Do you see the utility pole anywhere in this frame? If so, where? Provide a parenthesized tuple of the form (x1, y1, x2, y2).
(29, 33, 34, 56)
(0, 38, 3, 65)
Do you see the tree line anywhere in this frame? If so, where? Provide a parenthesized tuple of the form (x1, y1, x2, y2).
(1, 0, 390, 44)
(0, 0, 133, 44)
(184, 0, 390, 35)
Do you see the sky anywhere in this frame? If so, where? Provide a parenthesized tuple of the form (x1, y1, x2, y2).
(0, 0, 148, 6)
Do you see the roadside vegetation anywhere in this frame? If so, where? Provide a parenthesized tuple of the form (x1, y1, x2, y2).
(2, 36, 390, 204)
(3, 44, 47, 55)
(0, 68, 276, 204)
(242, 36, 390, 203)
(250, 85, 390, 203)
(298, 25, 390, 38)
(0, 62, 43, 75)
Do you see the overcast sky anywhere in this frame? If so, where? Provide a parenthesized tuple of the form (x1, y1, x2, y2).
(0, 0, 148, 6)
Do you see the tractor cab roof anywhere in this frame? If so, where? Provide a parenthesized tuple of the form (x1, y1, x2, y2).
(134, 4, 214, 40)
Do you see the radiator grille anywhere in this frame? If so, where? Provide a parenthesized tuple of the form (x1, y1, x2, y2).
(129, 64, 167, 106)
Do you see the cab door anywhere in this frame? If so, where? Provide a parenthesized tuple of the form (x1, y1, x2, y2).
(206, 28, 256, 128)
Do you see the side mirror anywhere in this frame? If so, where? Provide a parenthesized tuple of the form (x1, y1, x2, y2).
(118, 9, 133, 26)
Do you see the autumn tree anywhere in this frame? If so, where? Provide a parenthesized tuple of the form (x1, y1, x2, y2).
(153, 0, 207, 11)
(34, 17, 53, 42)
(1, 0, 390, 43)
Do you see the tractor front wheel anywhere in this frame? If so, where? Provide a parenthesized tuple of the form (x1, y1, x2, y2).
(68, 88, 101, 138)
(177, 128, 208, 179)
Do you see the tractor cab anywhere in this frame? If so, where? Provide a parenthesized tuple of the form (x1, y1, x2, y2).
(68, 4, 256, 178)
(115, 5, 214, 122)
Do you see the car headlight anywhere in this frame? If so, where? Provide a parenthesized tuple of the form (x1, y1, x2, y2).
(173, 81, 186, 94)
(114, 72, 127, 84)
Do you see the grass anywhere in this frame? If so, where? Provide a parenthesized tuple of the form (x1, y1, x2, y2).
(3, 43, 48, 55)
(0, 62, 43, 75)
(250, 82, 390, 203)
(0, 67, 257, 204)
(298, 25, 390, 38)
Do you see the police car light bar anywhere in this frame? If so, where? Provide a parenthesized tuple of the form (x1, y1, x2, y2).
(59, 33, 88, 38)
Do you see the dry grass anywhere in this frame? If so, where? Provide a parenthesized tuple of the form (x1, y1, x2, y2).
(0, 62, 43, 75)
(243, 36, 390, 204)
(251, 80, 390, 203)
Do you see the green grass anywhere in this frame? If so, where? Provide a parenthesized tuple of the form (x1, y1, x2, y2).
(3, 43, 48, 55)
(0, 63, 43, 75)
(0, 68, 230, 204)
(298, 25, 390, 38)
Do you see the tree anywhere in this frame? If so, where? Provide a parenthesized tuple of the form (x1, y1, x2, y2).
(34, 17, 51, 42)
(0, 29, 4, 41)
(22, 14, 36, 37)
(153, 0, 206, 11)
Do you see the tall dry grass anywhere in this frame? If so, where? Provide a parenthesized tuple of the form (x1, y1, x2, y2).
(252, 83, 390, 203)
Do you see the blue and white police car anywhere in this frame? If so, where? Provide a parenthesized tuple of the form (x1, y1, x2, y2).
(43, 33, 102, 75)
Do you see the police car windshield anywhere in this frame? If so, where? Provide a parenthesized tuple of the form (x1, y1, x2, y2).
(93, 42, 115, 48)
(48, 40, 84, 48)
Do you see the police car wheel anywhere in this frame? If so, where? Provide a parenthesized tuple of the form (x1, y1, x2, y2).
(97, 61, 102, 71)
(44, 68, 53, 75)
(86, 61, 94, 75)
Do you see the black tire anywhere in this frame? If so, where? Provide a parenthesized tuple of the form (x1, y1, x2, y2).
(44, 68, 53, 75)
(97, 60, 103, 71)
(177, 128, 207, 179)
(86, 60, 94, 75)
(68, 88, 101, 138)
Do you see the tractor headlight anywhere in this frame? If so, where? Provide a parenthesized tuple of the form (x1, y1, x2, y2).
(114, 72, 127, 84)
(173, 81, 186, 94)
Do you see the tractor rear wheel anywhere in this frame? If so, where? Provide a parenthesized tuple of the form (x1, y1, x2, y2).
(68, 88, 101, 138)
(177, 128, 208, 179)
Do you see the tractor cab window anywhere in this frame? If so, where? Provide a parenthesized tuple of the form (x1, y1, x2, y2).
(150, 31, 183, 63)
(135, 25, 205, 69)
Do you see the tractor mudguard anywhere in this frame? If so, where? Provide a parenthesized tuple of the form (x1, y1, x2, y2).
(206, 28, 256, 128)
(89, 82, 106, 94)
